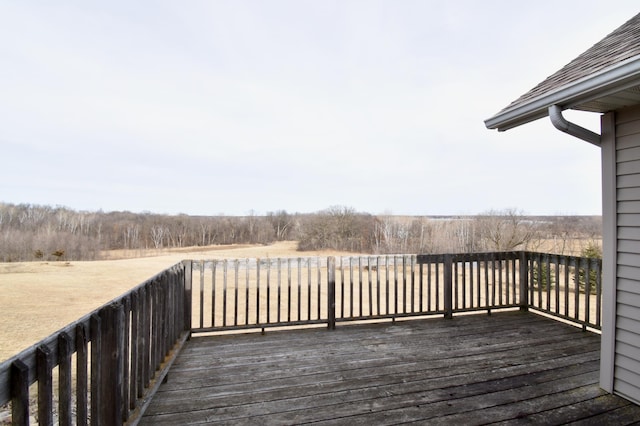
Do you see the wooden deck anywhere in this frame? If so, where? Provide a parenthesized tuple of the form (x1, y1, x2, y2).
(140, 311, 640, 425)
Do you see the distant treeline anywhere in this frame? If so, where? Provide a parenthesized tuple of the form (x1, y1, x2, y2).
(0, 203, 601, 262)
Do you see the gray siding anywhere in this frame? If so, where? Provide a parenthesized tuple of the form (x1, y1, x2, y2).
(615, 105, 640, 404)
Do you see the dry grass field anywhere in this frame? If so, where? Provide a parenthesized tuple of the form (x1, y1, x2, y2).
(0, 241, 353, 362)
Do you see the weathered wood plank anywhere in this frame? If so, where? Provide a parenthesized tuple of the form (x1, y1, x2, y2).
(36, 345, 53, 425)
(178, 321, 598, 362)
(167, 328, 596, 381)
(58, 332, 73, 426)
(75, 324, 88, 426)
(354, 385, 604, 425)
(90, 314, 101, 425)
(490, 394, 630, 424)
(10, 360, 29, 426)
(146, 355, 601, 418)
(147, 373, 603, 425)
(566, 401, 640, 425)
(141, 312, 640, 425)
(98, 303, 124, 425)
(158, 319, 597, 381)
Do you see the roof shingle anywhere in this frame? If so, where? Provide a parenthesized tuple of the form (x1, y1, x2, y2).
(499, 12, 640, 113)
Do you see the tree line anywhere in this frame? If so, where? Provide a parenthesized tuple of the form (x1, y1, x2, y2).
(0, 202, 601, 262)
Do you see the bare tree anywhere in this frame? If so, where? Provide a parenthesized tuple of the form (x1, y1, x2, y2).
(474, 209, 538, 251)
(297, 206, 375, 252)
(150, 225, 167, 249)
(267, 210, 294, 241)
(0, 202, 602, 261)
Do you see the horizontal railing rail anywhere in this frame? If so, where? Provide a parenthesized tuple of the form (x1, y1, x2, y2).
(0, 262, 192, 426)
(0, 251, 602, 425)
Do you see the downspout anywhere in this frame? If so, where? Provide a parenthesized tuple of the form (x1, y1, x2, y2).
(548, 105, 601, 146)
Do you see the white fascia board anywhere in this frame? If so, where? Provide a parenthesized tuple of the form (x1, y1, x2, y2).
(484, 55, 640, 132)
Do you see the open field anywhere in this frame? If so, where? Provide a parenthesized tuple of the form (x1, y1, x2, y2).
(0, 241, 355, 362)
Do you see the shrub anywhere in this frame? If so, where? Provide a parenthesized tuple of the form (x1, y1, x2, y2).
(532, 259, 554, 290)
(51, 249, 65, 261)
(577, 243, 602, 294)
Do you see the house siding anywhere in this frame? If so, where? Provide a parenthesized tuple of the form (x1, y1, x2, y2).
(615, 104, 640, 404)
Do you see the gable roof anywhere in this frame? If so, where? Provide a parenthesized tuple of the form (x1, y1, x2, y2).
(485, 12, 640, 132)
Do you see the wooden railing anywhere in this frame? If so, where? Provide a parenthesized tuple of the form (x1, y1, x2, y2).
(188, 251, 602, 334)
(524, 252, 602, 330)
(0, 251, 601, 425)
(0, 262, 191, 426)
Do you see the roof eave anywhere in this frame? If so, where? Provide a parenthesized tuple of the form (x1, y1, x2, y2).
(484, 55, 640, 132)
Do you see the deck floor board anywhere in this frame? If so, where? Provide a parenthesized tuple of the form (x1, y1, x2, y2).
(140, 311, 640, 425)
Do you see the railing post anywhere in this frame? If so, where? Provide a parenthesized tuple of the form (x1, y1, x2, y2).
(90, 314, 102, 426)
(76, 324, 88, 426)
(327, 256, 336, 330)
(444, 254, 453, 319)
(10, 359, 29, 426)
(98, 302, 124, 425)
(182, 260, 193, 334)
(519, 251, 529, 311)
(58, 332, 73, 425)
(36, 345, 53, 425)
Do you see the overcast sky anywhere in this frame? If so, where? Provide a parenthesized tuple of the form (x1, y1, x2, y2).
(1, 1, 638, 216)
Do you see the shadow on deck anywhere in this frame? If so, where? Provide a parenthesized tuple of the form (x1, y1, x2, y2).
(140, 311, 640, 425)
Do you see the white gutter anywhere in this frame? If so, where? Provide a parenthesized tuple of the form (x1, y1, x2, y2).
(484, 55, 640, 132)
(548, 105, 601, 146)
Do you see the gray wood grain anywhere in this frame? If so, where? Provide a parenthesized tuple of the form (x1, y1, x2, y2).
(141, 311, 640, 425)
